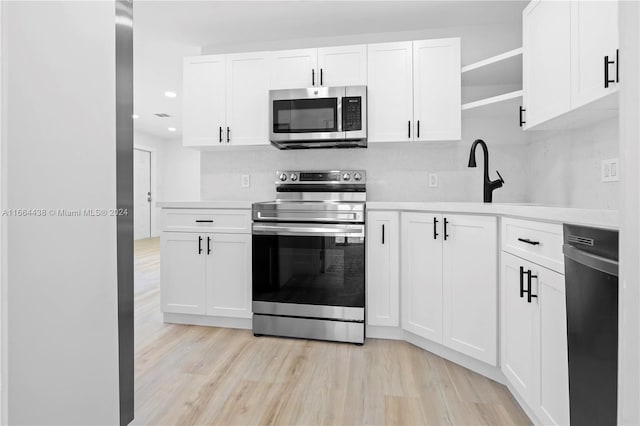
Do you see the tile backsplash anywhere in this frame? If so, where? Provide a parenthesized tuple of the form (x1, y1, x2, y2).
(200, 117, 620, 209)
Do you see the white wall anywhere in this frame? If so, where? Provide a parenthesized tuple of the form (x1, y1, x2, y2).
(2, 2, 120, 424)
(135, 131, 200, 236)
(618, 2, 640, 424)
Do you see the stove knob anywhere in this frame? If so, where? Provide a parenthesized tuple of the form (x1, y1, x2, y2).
(279, 173, 287, 182)
(354, 172, 362, 181)
(342, 172, 351, 181)
(290, 173, 298, 182)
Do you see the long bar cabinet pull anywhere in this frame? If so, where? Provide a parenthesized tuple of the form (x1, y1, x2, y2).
(526, 270, 538, 303)
(519, 266, 525, 298)
(444, 218, 449, 241)
(433, 217, 439, 239)
(382, 224, 385, 245)
(207, 236, 211, 255)
(198, 236, 203, 254)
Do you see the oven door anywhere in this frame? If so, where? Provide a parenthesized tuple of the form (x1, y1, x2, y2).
(269, 87, 345, 143)
(252, 222, 365, 320)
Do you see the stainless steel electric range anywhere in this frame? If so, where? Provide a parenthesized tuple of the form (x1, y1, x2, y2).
(251, 170, 366, 344)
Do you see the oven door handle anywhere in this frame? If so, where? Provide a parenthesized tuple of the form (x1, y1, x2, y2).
(252, 223, 365, 237)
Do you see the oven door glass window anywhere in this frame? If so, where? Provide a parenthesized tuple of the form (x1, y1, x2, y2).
(273, 98, 338, 133)
(253, 234, 364, 308)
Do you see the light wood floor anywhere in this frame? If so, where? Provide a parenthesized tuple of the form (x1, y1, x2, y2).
(133, 237, 530, 426)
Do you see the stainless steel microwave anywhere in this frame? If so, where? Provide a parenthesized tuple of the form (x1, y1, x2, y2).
(269, 85, 367, 149)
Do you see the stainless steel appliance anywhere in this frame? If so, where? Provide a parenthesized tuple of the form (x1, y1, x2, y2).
(252, 170, 366, 344)
(269, 86, 367, 149)
(563, 224, 619, 426)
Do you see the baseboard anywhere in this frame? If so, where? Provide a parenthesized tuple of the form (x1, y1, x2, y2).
(366, 325, 403, 340)
(163, 313, 252, 330)
(503, 380, 543, 425)
(402, 330, 506, 385)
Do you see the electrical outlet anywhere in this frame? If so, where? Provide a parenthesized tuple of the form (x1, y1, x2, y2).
(602, 159, 620, 182)
(241, 174, 250, 188)
(428, 173, 438, 188)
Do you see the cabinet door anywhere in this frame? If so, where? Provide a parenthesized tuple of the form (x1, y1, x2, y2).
(367, 42, 414, 143)
(269, 48, 318, 89)
(535, 267, 570, 426)
(226, 52, 271, 146)
(205, 233, 252, 318)
(413, 38, 461, 141)
(501, 252, 536, 407)
(317, 44, 367, 86)
(160, 232, 206, 314)
(183, 55, 226, 147)
(442, 215, 497, 365)
(523, 0, 571, 128)
(570, 0, 619, 109)
(401, 212, 443, 342)
(366, 211, 400, 327)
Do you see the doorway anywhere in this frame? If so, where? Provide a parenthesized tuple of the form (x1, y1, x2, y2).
(134, 148, 152, 240)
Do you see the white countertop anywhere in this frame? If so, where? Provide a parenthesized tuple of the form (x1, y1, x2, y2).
(156, 200, 253, 209)
(157, 200, 618, 229)
(366, 202, 618, 229)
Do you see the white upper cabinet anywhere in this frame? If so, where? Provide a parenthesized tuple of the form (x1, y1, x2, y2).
(413, 38, 461, 141)
(366, 211, 400, 327)
(523, 0, 619, 129)
(225, 52, 271, 146)
(442, 214, 497, 365)
(183, 55, 226, 147)
(401, 212, 444, 342)
(570, 0, 619, 109)
(367, 42, 414, 143)
(317, 44, 367, 86)
(269, 48, 318, 89)
(523, 0, 572, 129)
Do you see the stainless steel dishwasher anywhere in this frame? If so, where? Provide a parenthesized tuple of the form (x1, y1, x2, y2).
(563, 224, 619, 426)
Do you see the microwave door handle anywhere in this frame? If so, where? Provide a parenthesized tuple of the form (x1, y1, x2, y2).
(337, 95, 343, 133)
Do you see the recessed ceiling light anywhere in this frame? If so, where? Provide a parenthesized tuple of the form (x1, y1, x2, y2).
(164, 91, 177, 98)
(132, 114, 139, 119)
(168, 127, 177, 132)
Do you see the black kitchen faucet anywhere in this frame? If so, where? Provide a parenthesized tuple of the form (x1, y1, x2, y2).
(467, 139, 504, 203)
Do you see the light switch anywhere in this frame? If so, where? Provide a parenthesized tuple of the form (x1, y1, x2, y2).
(602, 159, 619, 182)
(428, 173, 438, 188)
(241, 174, 250, 187)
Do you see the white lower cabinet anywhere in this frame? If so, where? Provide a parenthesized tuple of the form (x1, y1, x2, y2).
(401, 213, 443, 341)
(400, 212, 497, 365)
(161, 215, 252, 320)
(161, 232, 207, 315)
(205, 233, 252, 318)
(535, 266, 570, 426)
(501, 250, 569, 426)
(366, 211, 400, 327)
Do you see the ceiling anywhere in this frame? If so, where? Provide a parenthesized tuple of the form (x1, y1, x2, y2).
(133, 1, 526, 140)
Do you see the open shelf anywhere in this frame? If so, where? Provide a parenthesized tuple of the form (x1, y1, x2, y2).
(462, 90, 523, 119)
(461, 48, 523, 118)
(462, 48, 523, 88)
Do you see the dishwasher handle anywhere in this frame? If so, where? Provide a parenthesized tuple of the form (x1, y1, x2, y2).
(563, 244, 618, 277)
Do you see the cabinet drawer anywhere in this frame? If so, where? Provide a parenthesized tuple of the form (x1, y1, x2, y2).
(501, 218, 564, 273)
(162, 209, 251, 233)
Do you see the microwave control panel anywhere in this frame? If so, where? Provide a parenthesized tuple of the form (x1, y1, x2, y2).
(342, 97, 362, 131)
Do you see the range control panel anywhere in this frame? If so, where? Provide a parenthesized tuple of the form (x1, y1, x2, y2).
(276, 170, 366, 184)
(342, 97, 362, 131)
